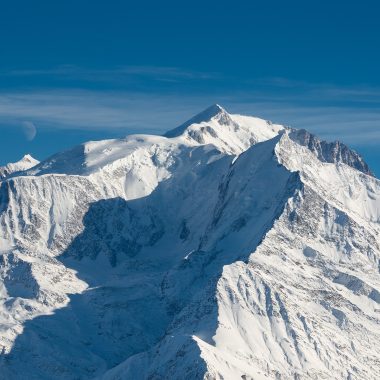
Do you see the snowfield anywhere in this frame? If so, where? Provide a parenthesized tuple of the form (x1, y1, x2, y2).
(0, 105, 379, 379)
(0, 154, 39, 180)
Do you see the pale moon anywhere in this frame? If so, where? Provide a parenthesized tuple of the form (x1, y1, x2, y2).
(22, 121, 37, 141)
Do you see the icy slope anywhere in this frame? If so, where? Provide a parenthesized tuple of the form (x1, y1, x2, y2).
(0, 105, 379, 380)
(165, 104, 285, 154)
(0, 154, 39, 179)
(102, 132, 380, 380)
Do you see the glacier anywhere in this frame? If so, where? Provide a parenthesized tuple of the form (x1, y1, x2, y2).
(0, 105, 379, 379)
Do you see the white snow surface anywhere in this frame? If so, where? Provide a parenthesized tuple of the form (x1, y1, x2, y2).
(0, 105, 379, 380)
(0, 154, 39, 179)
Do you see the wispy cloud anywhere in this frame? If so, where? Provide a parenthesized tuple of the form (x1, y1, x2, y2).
(0, 90, 212, 133)
(2, 65, 217, 85)
(244, 77, 380, 105)
(0, 69, 379, 147)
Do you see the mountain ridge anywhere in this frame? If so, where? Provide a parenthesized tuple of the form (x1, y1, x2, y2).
(0, 154, 39, 180)
(0, 105, 379, 380)
(6, 105, 372, 180)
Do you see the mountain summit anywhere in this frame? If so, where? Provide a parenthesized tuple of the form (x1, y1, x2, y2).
(164, 104, 285, 155)
(0, 106, 379, 380)
(164, 104, 231, 137)
(0, 154, 39, 179)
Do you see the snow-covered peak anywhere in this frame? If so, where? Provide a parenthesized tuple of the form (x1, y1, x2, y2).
(11, 105, 374, 181)
(0, 106, 379, 379)
(0, 154, 39, 180)
(289, 128, 372, 176)
(165, 104, 285, 155)
(22, 135, 181, 179)
(17, 105, 284, 178)
(21, 154, 37, 163)
(165, 104, 231, 138)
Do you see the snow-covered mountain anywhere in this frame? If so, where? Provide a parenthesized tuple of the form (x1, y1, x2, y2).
(0, 105, 379, 380)
(0, 154, 39, 180)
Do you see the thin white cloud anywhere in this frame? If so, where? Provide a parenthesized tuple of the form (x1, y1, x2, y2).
(3, 65, 217, 84)
(0, 90, 211, 133)
(0, 86, 378, 146)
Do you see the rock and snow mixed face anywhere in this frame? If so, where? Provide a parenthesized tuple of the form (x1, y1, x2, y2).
(0, 105, 379, 380)
(165, 104, 285, 155)
(0, 154, 39, 180)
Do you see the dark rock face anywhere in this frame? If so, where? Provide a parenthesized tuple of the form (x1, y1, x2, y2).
(290, 129, 373, 176)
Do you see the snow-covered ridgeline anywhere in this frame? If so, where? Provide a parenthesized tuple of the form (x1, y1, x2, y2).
(0, 154, 39, 180)
(0, 105, 379, 379)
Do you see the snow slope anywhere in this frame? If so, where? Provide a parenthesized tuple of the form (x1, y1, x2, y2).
(164, 104, 285, 155)
(0, 154, 39, 180)
(0, 105, 379, 380)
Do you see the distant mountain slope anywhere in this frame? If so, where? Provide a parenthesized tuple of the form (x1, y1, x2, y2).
(0, 106, 379, 380)
(0, 154, 39, 179)
(164, 104, 284, 155)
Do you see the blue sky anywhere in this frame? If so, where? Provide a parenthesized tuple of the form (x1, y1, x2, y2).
(0, 0, 379, 176)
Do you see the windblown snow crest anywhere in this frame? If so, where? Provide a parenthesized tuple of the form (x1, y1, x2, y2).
(0, 105, 379, 380)
(0, 154, 39, 180)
